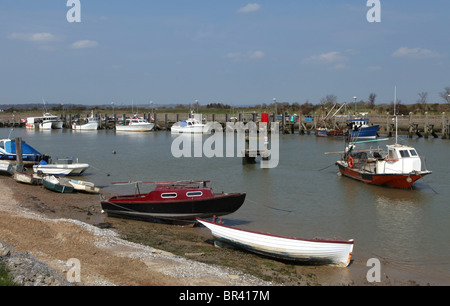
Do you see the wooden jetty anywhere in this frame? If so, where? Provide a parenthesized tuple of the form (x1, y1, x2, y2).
(1, 111, 450, 139)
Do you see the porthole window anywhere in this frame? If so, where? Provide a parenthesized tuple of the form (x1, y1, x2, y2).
(186, 191, 203, 197)
(161, 193, 177, 198)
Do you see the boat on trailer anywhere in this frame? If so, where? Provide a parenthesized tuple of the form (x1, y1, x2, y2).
(101, 180, 246, 223)
(197, 218, 354, 267)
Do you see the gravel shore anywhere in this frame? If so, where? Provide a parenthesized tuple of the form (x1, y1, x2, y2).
(0, 176, 272, 286)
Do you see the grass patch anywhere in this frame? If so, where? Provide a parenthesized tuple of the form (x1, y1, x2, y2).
(0, 262, 19, 286)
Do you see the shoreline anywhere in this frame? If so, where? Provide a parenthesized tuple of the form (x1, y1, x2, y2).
(0, 175, 446, 286)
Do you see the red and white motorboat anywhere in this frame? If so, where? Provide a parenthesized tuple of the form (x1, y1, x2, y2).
(335, 140, 432, 189)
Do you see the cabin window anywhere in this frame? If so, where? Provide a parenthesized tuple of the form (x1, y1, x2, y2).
(161, 193, 177, 198)
(0, 141, 4, 150)
(186, 191, 203, 197)
(388, 150, 398, 159)
(409, 150, 418, 156)
(399, 150, 410, 158)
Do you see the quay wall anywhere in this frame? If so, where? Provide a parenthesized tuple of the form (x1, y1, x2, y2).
(0, 112, 449, 138)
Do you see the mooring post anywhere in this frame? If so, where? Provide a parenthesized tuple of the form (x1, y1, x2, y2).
(424, 112, 429, 139)
(442, 112, 448, 139)
(386, 113, 391, 137)
(15, 137, 23, 171)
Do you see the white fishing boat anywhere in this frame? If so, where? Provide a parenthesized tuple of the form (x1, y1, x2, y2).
(26, 113, 63, 130)
(115, 116, 154, 132)
(334, 87, 431, 189)
(72, 111, 99, 130)
(197, 218, 354, 267)
(33, 157, 89, 176)
(171, 113, 210, 134)
(67, 179, 101, 193)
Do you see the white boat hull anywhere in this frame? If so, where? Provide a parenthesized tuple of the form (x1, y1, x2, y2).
(33, 163, 89, 176)
(197, 219, 354, 267)
(115, 123, 154, 132)
(68, 179, 100, 193)
(14, 172, 43, 185)
(170, 125, 207, 133)
(72, 122, 99, 130)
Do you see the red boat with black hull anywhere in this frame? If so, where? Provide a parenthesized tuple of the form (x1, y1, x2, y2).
(100, 180, 246, 223)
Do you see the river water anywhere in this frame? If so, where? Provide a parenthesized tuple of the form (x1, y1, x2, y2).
(5, 127, 450, 284)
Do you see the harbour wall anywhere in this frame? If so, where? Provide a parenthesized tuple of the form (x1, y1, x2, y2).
(0, 112, 449, 139)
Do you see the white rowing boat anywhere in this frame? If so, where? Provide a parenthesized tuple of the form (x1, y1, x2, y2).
(67, 179, 101, 193)
(197, 218, 354, 267)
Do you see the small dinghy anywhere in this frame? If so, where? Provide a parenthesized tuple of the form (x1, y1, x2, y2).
(197, 218, 354, 267)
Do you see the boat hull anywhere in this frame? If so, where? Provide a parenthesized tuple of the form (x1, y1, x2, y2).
(68, 179, 100, 193)
(101, 193, 246, 222)
(197, 219, 354, 267)
(14, 172, 43, 185)
(72, 122, 99, 130)
(349, 125, 379, 139)
(43, 177, 74, 193)
(115, 124, 154, 132)
(33, 164, 89, 176)
(336, 162, 431, 189)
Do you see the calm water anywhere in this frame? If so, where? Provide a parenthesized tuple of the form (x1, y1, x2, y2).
(5, 128, 450, 284)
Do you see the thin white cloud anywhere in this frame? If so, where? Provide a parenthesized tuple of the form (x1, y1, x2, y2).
(8, 32, 58, 43)
(225, 50, 265, 61)
(392, 47, 440, 59)
(70, 40, 99, 49)
(304, 51, 347, 64)
(303, 51, 349, 69)
(237, 3, 261, 14)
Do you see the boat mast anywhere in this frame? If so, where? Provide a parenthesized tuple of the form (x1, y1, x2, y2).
(394, 86, 398, 145)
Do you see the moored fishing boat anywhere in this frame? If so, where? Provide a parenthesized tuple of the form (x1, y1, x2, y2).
(197, 218, 354, 267)
(101, 180, 246, 223)
(335, 140, 432, 189)
(115, 116, 154, 132)
(72, 111, 99, 130)
(335, 88, 431, 188)
(347, 118, 379, 140)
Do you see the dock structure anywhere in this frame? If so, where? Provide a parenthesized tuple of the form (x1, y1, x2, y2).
(2, 111, 450, 139)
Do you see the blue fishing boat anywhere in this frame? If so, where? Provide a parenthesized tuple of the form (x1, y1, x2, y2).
(0, 138, 49, 163)
(347, 118, 379, 140)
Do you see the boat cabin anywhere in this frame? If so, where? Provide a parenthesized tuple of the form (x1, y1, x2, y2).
(347, 118, 370, 130)
(109, 181, 215, 203)
(376, 144, 423, 174)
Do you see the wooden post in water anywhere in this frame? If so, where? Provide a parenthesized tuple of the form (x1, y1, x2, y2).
(15, 137, 23, 171)
(424, 112, 429, 139)
(442, 112, 448, 139)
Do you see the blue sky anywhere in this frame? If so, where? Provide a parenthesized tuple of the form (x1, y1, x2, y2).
(1, 1, 449, 107)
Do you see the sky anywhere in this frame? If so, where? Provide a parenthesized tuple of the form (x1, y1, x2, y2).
(1, 0, 449, 107)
